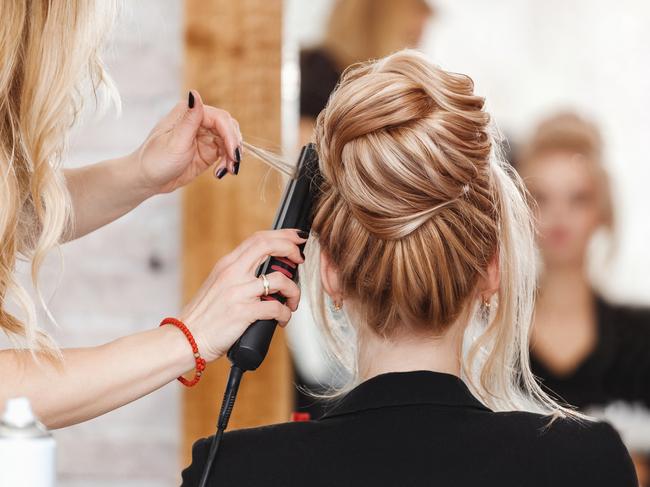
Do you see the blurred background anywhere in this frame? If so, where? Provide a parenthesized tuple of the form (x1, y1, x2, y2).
(14, 0, 649, 485)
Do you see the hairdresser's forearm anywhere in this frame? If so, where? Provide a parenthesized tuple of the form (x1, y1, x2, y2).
(0, 325, 194, 429)
(63, 152, 154, 240)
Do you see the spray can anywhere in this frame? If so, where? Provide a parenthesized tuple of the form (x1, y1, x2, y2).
(0, 397, 56, 487)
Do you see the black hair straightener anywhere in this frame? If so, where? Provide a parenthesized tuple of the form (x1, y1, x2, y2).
(197, 143, 320, 487)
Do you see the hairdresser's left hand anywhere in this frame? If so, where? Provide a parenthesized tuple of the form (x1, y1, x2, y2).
(134, 90, 243, 195)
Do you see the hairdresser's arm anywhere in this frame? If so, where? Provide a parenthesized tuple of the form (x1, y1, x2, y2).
(64, 91, 242, 240)
(0, 327, 198, 428)
(0, 229, 304, 428)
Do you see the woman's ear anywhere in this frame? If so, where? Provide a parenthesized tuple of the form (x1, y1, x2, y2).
(477, 253, 500, 298)
(320, 251, 342, 300)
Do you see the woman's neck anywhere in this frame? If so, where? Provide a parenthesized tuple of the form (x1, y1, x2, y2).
(357, 323, 465, 381)
(537, 265, 593, 314)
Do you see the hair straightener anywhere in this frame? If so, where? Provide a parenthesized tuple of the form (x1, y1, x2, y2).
(197, 143, 320, 487)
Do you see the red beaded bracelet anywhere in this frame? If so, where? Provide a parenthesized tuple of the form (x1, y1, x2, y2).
(159, 317, 206, 387)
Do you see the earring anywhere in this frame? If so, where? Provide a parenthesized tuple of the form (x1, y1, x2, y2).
(479, 295, 491, 324)
(329, 295, 343, 312)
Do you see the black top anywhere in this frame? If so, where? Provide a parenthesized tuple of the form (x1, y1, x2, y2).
(531, 296, 650, 409)
(299, 48, 341, 119)
(181, 370, 637, 486)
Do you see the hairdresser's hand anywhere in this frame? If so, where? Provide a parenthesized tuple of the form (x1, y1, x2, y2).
(180, 229, 306, 362)
(133, 90, 243, 196)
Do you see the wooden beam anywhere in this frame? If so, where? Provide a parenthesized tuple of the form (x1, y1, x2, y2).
(181, 0, 290, 467)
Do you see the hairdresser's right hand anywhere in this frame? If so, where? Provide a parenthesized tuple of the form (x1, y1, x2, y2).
(179, 229, 306, 362)
(134, 90, 242, 197)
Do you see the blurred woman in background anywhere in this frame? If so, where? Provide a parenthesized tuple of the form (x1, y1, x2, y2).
(518, 112, 650, 408)
(517, 112, 650, 483)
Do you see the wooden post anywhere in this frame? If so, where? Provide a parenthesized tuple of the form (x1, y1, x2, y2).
(181, 0, 290, 467)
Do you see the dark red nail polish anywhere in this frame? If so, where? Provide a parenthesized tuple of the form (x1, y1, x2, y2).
(234, 162, 240, 175)
(297, 231, 309, 239)
(216, 167, 227, 179)
(234, 147, 241, 164)
(188, 91, 195, 109)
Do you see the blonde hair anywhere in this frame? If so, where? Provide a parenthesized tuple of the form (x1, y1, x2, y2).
(323, 0, 433, 69)
(518, 111, 614, 230)
(0, 1, 119, 353)
(264, 50, 584, 419)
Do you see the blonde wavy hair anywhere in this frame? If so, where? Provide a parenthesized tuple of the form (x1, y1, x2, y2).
(0, 1, 118, 352)
(323, 0, 433, 69)
(268, 50, 586, 418)
(518, 111, 614, 231)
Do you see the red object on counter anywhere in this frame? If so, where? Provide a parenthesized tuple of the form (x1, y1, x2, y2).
(290, 412, 311, 422)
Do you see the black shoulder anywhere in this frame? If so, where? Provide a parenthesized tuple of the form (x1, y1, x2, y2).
(299, 48, 339, 78)
(494, 412, 638, 486)
(596, 297, 650, 405)
(299, 48, 341, 118)
(181, 421, 322, 487)
(598, 296, 650, 328)
(552, 418, 638, 486)
(180, 413, 638, 487)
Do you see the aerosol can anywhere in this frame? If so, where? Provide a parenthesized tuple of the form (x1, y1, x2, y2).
(0, 397, 56, 487)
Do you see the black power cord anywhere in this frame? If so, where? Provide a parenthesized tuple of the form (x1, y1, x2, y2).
(197, 365, 244, 487)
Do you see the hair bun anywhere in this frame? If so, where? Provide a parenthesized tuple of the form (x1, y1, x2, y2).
(315, 49, 492, 240)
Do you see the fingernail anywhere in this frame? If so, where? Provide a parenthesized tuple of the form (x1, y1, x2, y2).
(188, 91, 195, 109)
(297, 230, 309, 239)
(234, 147, 241, 164)
(300, 249, 306, 260)
(215, 167, 227, 179)
(234, 162, 240, 175)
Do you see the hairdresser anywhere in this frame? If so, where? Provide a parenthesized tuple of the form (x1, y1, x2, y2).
(0, 1, 305, 428)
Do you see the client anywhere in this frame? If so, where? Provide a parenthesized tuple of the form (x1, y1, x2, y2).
(181, 50, 637, 487)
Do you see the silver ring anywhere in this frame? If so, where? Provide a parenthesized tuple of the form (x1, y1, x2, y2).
(260, 274, 270, 297)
